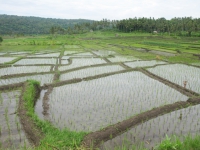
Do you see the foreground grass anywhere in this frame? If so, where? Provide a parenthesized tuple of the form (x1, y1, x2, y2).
(109, 134, 200, 150)
(23, 80, 86, 149)
(155, 134, 200, 150)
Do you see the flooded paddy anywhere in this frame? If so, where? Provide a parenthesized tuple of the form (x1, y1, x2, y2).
(92, 50, 116, 56)
(59, 58, 107, 71)
(0, 53, 6, 55)
(72, 52, 94, 56)
(124, 60, 167, 68)
(149, 50, 176, 56)
(0, 74, 54, 86)
(27, 52, 60, 57)
(35, 90, 48, 120)
(0, 57, 17, 64)
(64, 51, 81, 55)
(14, 58, 57, 65)
(9, 52, 30, 55)
(0, 66, 51, 77)
(100, 104, 200, 150)
(148, 64, 200, 94)
(107, 55, 140, 62)
(60, 65, 124, 81)
(0, 90, 30, 149)
(47, 71, 188, 132)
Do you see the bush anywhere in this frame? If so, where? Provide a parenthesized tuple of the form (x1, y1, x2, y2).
(0, 36, 3, 43)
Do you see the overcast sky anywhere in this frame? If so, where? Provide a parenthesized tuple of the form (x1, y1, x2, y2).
(0, 0, 199, 20)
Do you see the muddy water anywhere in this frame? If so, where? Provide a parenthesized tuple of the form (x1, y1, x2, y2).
(100, 104, 200, 150)
(0, 90, 30, 149)
(48, 71, 188, 132)
(35, 90, 48, 120)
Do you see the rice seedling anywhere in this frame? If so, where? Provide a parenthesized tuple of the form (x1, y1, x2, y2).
(0, 90, 29, 149)
(59, 58, 107, 71)
(148, 64, 200, 93)
(47, 71, 188, 132)
(60, 65, 124, 81)
(0, 74, 54, 86)
(101, 104, 200, 149)
(0, 66, 51, 77)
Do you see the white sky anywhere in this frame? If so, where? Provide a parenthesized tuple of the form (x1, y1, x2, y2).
(0, 0, 199, 20)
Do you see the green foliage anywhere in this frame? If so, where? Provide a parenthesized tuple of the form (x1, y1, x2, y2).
(0, 36, 3, 43)
(155, 135, 200, 150)
(115, 17, 200, 37)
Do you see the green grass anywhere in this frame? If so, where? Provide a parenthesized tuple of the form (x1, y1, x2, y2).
(23, 80, 87, 150)
(155, 134, 200, 150)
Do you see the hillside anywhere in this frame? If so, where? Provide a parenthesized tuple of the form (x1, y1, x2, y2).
(0, 14, 93, 34)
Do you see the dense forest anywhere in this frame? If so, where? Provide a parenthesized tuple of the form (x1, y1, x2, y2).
(114, 17, 200, 36)
(0, 15, 200, 37)
(79, 17, 200, 37)
(0, 14, 93, 35)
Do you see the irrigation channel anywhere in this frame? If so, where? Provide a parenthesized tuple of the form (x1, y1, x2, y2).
(0, 48, 200, 149)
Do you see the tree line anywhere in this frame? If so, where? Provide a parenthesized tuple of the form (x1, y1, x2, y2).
(0, 14, 93, 35)
(50, 17, 200, 37)
(0, 15, 200, 37)
(114, 17, 200, 36)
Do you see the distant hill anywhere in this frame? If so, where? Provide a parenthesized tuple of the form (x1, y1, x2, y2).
(0, 14, 94, 34)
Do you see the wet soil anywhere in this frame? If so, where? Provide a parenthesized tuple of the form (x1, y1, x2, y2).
(42, 86, 53, 120)
(0, 82, 24, 91)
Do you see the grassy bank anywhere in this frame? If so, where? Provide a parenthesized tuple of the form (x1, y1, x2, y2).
(22, 80, 86, 149)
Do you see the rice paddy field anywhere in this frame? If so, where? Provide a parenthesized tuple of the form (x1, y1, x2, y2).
(0, 32, 200, 149)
